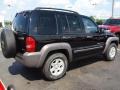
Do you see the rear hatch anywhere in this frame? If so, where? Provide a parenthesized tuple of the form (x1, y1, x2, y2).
(12, 12, 29, 53)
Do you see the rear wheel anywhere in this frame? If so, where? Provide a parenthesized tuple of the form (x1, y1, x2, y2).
(104, 43, 117, 61)
(43, 53, 68, 80)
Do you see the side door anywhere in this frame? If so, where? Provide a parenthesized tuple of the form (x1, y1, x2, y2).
(57, 13, 94, 60)
(66, 14, 86, 49)
(81, 16, 105, 55)
(57, 13, 86, 50)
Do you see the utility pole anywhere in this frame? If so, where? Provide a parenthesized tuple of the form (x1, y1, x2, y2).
(112, 0, 115, 18)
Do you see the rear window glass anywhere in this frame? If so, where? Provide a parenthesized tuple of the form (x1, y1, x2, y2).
(13, 14, 27, 32)
(29, 11, 57, 35)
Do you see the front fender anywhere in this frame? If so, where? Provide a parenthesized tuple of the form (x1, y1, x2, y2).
(103, 37, 119, 53)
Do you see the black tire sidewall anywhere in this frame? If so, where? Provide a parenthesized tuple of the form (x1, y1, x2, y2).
(1, 31, 8, 57)
(7, 85, 15, 90)
(43, 53, 68, 80)
(1, 29, 16, 58)
(105, 43, 117, 61)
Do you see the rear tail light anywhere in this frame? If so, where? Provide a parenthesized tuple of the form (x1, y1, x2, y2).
(25, 36, 36, 52)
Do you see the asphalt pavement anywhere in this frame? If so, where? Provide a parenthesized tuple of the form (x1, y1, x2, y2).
(0, 46, 120, 90)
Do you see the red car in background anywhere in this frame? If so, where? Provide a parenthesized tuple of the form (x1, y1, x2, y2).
(99, 18, 120, 40)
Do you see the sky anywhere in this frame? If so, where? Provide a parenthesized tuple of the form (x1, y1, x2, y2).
(0, 0, 120, 21)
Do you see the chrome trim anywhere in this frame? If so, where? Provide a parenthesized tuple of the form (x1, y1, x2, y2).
(18, 37, 24, 40)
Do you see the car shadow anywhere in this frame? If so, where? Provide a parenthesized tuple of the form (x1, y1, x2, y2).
(8, 61, 44, 81)
(8, 54, 105, 81)
(69, 54, 105, 70)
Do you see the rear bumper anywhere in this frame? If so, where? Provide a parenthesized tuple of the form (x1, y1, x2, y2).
(15, 52, 41, 68)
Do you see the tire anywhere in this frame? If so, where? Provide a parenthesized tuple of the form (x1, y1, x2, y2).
(43, 53, 68, 80)
(7, 85, 15, 90)
(1, 29, 16, 58)
(104, 43, 117, 61)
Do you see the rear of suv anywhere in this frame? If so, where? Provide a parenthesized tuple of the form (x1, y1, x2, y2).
(1, 7, 119, 80)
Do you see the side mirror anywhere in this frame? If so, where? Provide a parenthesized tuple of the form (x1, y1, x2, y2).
(98, 28, 104, 33)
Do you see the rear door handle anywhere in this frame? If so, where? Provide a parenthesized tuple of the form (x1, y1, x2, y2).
(86, 36, 93, 38)
(62, 36, 71, 39)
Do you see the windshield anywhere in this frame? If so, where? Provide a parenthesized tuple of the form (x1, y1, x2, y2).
(103, 19, 120, 26)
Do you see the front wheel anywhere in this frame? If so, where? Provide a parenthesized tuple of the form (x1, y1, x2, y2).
(43, 53, 68, 80)
(104, 43, 117, 61)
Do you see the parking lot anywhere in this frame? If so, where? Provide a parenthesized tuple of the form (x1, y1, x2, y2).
(0, 45, 120, 90)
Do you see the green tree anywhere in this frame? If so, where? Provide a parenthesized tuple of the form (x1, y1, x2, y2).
(90, 16, 96, 21)
(4, 21, 12, 29)
(96, 19, 103, 25)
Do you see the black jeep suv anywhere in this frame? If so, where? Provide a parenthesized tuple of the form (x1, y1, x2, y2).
(1, 7, 119, 80)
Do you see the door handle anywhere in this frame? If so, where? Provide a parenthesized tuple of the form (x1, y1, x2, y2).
(62, 36, 71, 39)
(86, 36, 93, 38)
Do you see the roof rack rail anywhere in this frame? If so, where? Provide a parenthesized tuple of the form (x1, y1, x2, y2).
(35, 7, 78, 14)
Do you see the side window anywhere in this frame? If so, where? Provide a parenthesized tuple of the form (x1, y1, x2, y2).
(67, 15, 81, 32)
(82, 17, 98, 34)
(30, 11, 57, 35)
(57, 14, 69, 33)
